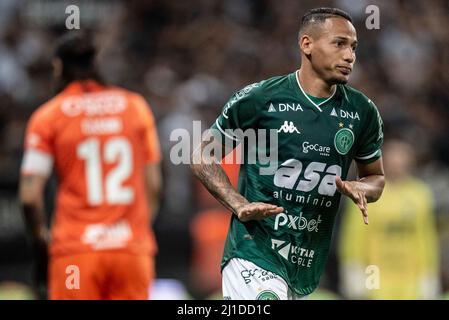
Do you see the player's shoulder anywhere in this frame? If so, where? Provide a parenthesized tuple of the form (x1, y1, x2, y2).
(259, 73, 291, 88)
(340, 84, 378, 112)
(256, 73, 293, 94)
(115, 88, 157, 123)
(106, 86, 144, 104)
(233, 73, 292, 102)
(29, 93, 66, 125)
(107, 86, 152, 112)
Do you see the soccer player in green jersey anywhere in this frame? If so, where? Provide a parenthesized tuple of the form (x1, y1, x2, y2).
(191, 7, 385, 300)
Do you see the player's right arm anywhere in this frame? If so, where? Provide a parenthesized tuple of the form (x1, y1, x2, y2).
(19, 174, 49, 244)
(19, 172, 49, 298)
(19, 107, 55, 292)
(190, 84, 283, 221)
(19, 109, 54, 244)
(191, 138, 282, 221)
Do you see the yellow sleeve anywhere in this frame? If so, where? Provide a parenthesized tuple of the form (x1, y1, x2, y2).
(338, 198, 370, 298)
(415, 183, 440, 298)
(339, 199, 369, 265)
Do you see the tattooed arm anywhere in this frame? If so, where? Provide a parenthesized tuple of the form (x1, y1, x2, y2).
(190, 134, 283, 222)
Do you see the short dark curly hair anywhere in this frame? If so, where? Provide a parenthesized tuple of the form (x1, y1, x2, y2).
(53, 31, 103, 92)
(299, 7, 353, 37)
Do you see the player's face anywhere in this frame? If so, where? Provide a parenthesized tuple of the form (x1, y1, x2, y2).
(310, 18, 357, 84)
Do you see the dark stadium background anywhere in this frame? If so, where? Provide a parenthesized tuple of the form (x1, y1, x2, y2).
(0, 0, 448, 299)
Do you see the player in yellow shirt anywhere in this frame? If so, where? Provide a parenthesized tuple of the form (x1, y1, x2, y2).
(339, 140, 440, 299)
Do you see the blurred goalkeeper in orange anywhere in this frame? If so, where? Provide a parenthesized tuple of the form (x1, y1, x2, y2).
(19, 32, 162, 300)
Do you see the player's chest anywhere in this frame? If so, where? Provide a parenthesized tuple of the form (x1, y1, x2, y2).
(258, 101, 361, 160)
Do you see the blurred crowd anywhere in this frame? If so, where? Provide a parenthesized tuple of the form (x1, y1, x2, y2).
(0, 0, 448, 299)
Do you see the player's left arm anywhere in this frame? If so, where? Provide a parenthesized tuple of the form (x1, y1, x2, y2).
(336, 157, 385, 225)
(134, 93, 163, 223)
(337, 95, 385, 224)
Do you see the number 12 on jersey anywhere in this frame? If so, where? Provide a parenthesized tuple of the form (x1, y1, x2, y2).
(77, 137, 134, 205)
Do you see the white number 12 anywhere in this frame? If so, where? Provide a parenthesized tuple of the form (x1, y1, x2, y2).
(77, 137, 134, 205)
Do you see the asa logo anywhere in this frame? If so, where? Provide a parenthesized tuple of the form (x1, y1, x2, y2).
(273, 159, 342, 196)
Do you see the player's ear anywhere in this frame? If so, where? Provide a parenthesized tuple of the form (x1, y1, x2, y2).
(299, 34, 313, 56)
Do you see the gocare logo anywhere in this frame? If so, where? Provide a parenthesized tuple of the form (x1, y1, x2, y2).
(302, 141, 331, 157)
(274, 212, 322, 232)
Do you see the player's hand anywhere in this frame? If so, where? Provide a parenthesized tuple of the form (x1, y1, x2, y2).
(336, 176, 369, 225)
(235, 202, 284, 222)
(31, 228, 49, 299)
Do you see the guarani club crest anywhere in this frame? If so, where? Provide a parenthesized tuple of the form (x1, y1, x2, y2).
(256, 290, 280, 300)
(334, 127, 354, 155)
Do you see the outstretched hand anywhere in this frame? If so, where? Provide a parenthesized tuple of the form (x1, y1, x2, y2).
(336, 176, 369, 225)
(236, 202, 284, 222)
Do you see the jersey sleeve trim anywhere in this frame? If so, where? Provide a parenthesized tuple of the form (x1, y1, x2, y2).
(355, 149, 381, 160)
(21, 149, 54, 177)
(215, 119, 240, 142)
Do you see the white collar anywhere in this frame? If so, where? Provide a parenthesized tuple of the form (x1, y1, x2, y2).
(295, 70, 337, 112)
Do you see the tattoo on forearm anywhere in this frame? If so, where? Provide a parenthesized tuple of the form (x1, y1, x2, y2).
(192, 162, 247, 213)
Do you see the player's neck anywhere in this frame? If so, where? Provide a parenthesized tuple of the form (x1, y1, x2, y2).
(297, 68, 336, 98)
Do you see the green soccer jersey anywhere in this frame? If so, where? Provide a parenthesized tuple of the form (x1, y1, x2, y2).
(211, 70, 384, 295)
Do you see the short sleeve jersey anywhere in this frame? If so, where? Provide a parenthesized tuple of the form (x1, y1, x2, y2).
(211, 71, 383, 295)
(22, 80, 161, 256)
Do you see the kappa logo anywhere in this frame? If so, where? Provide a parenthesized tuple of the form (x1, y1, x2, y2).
(330, 108, 360, 121)
(277, 121, 300, 134)
(268, 103, 303, 113)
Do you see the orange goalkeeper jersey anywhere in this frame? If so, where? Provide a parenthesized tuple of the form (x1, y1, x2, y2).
(22, 80, 161, 257)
